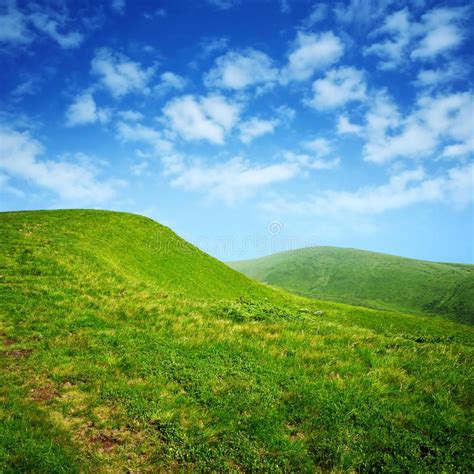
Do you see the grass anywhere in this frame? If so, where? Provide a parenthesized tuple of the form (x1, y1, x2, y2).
(229, 246, 474, 324)
(1, 209, 473, 472)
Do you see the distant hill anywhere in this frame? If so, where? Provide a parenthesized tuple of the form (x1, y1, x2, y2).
(1, 211, 473, 472)
(229, 246, 474, 323)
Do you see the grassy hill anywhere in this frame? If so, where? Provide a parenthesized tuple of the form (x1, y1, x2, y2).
(229, 247, 474, 324)
(1, 210, 473, 472)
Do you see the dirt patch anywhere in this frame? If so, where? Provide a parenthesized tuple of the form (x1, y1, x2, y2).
(4, 348, 33, 358)
(90, 431, 122, 451)
(2, 338, 17, 346)
(31, 383, 59, 402)
(285, 423, 305, 441)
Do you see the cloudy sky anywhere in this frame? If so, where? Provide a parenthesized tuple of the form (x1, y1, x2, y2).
(0, 0, 473, 263)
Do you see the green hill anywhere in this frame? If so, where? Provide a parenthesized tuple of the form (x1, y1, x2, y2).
(229, 247, 474, 324)
(1, 210, 473, 472)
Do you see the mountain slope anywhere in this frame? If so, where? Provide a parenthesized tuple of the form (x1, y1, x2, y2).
(229, 246, 474, 323)
(1, 210, 473, 472)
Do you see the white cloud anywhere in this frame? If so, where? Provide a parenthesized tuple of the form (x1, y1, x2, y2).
(303, 138, 332, 157)
(311, 157, 341, 170)
(0, 2, 83, 49)
(65, 93, 110, 127)
(284, 137, 341, 170)
(284, 151, 340, 171)
(91, 48, 156, 97)
(204, 49, 278, 90)
(0, 3, 30, 44)
(154, 72, 187, 95)
(263, 164, 474, 216)
(334, 0, 399, 28)
(362, 91, 474, 164)
(364, 91, 401, 140)
(364, 120, 437, 164)
(143, 8, 167, 20)
(302, 3, 328, 28)
(0, 127, 122, 203)
(0, 173, 24, 198)
(414, 62, 469, 88)
(239, 118, 278, 144)
(411, 7, 468, 60)
(11, 78, 39, 99)
(281, 31, 344, 82)
(336, 89, 473, 165)
(111, 0, 125, 14)
(441, 142, 473, 160)
(206, 0, 240, 10)
(416, 92, 473, 143)
(161, 72, 186, 89)
(29, 12, 83, 49)
(162, 94, 241, 144)
(118, 110, 144, 121)
(116, 122, 173, 155)
(337, 115, 363, 135)
(276, 105, 296, 123)
(280, 0, 290, 14)
(365, 6, 468, 68)
(445, 163, 474, 206)
(197, 37, 229, 59)
(201, 95, 240, 130)
(164, 155, 300, 204)
(130, 160, 149, 177)
(364, 8, 411, 70)
(309, 66, 367, 109)
(159, 135, 343, 203)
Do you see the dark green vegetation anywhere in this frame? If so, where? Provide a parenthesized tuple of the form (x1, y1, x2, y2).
(229, 246, 474, 324)
(1, 210, 473, 472)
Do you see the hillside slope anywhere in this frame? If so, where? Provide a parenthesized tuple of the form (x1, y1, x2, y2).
(1, 210, 473, 472)
(0, 209, 272, 300)
(229, 247, 474, 323)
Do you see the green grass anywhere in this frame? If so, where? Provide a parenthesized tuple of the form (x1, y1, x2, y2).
(1, 210, 473, 472)
(229, 246, 474, 324)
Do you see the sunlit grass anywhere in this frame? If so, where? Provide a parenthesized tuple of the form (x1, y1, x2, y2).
(1, 210, 473, 472)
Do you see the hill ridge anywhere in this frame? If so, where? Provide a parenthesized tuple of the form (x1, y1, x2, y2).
(229, 246, 474, 323)
(229, 244, 472, 267)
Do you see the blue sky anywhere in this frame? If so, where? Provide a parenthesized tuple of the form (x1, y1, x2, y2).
(0, 0, 473, 263)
